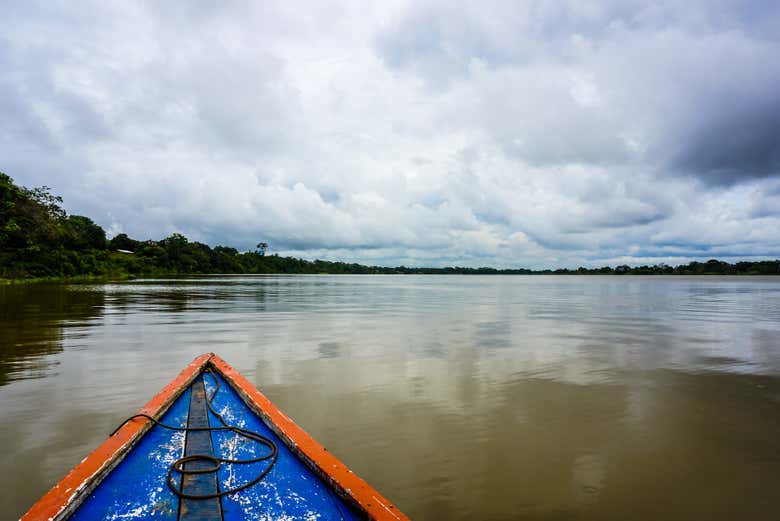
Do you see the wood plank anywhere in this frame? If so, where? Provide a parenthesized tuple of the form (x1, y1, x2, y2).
(179, 375, 223, 520)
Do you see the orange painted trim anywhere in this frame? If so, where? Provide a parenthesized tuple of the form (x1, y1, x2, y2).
(210, 354, 410, 521)
(22, 353, 214, 521)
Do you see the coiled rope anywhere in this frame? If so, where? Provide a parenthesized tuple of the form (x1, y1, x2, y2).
(110, 369, 278, 499)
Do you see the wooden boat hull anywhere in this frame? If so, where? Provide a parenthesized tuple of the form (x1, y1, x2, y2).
(23, 353, 408, 521)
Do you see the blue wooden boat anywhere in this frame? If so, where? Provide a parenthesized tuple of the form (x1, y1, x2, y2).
(23, 353, 408, 521)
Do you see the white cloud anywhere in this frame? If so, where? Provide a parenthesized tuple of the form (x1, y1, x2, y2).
(2, 0, 780, 268)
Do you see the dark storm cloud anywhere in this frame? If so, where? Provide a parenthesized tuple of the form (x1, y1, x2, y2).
(670, 94, 780, 185)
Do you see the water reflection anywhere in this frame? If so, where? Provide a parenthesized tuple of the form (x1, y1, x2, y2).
(318, 341, 342, 359)
(1, 276, 779, 520)
(0, 284, 105, 386)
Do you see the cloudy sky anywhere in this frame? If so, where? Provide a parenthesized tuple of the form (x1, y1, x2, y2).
(2, 1, 780, 268)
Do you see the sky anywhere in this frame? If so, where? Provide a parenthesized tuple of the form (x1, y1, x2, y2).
(2, 1, 780, 269)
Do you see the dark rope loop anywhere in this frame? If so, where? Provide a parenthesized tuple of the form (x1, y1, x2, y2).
(111, 369, 278, 500)
(172, 455, 221, 474)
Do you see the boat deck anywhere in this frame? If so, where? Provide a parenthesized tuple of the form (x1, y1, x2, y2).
(70, 371, 363, 520)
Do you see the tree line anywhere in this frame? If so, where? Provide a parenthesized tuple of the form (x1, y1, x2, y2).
(1, 172, 778, 279)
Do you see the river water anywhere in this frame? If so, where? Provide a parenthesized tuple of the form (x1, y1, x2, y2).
(2, 275, 779, 520)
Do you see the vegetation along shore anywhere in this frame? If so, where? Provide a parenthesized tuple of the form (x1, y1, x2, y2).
(1, 172, 778, 281)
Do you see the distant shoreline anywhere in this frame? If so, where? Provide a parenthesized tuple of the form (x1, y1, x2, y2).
(4, 271, 780, 286)
(2, 172, 779, 280)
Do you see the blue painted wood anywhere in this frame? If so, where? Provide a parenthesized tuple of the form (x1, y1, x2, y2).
(70, 386, 191, 521)
(67, 371, 364, 520)
(203, 371, 363, 521)
(179, 375, 222, 520)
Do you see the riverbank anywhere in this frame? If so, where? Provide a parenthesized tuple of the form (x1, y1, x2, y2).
(4, 268, 780, 285)
(0, 274, 136, 285)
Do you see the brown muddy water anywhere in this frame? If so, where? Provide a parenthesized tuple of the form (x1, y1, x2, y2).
(1, 275, 779, 520)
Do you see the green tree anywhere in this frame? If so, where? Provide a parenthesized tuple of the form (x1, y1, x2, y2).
(109, 233, 140, 251)
(1, 172, 65, 251)
(65, 215, 107, 250)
